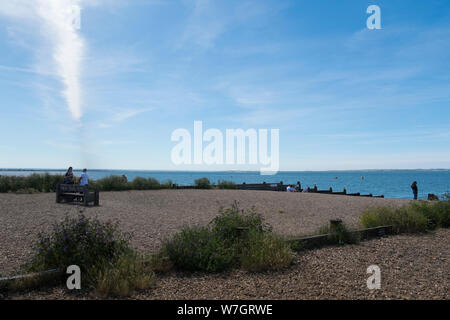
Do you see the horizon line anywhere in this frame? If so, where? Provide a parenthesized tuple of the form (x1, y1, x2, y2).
(1, 168, 450, 173)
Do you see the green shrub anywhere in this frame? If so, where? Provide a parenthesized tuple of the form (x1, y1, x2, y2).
(129, 177, 148, 190)
(92, 175, 129, 191)
(128, 177, 161, 190)
(240, 230, 292, 272)
(0, 174, 64, 193)
(211, 202, 271, 245)
(160, 203, 292, 273)
(317, 222, 360, 245)
(23, 215, 153, 297)
(361, 206, 428, 234)
(160, 179, 174, 189)
(195, 177, 211, 189)
(149, 247, 173, 273)
(162, 226, 235, 272)
(27, 215, 132, 273)
(409, 201, 443, 229)
(435, 201, 450, 227)
(88, 252, 155, 298)
(217, 180, 236, 189)
(423, 200, 449, 228)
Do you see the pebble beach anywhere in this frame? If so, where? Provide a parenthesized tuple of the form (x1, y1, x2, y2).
(1, 190, 448, 299)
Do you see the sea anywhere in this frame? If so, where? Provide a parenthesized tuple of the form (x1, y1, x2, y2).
(1, 169, 449, 200)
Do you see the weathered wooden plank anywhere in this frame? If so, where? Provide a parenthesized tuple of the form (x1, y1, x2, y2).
(287, 225, 393, 251)
(0, 269, 60, 282)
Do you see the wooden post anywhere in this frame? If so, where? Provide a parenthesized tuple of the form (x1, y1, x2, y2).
(94, 190, 99, 206)
(83, 186, 88, 206)
(55, 184, 61, 203)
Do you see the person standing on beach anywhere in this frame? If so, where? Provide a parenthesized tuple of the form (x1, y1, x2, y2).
(411, 181, 418, 200)
(80, 168, 89, 187)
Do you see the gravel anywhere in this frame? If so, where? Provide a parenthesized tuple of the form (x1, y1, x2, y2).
(3, 190, 447, 300)
(6, 229, 449, 300)
(0, 190, 410, 276)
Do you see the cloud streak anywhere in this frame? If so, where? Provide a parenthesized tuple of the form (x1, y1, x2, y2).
(0, 0, 85, 120)
(36, 0, 85, 120)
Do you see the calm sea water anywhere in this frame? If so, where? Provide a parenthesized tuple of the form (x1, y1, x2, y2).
(1, 169, 449, 200)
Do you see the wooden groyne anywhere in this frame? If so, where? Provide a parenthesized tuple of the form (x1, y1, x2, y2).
(237, 182, 384, 198)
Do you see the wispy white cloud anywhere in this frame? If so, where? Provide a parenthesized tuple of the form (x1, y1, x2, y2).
(0, 64, 55, 76)
(0, 0, 85, 121)
(98, 107, 153, 128)
(36, 0, 84, 120)
(179, 0, 282, 49)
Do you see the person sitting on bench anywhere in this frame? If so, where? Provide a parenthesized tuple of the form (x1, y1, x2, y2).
(64, 167, 74, 184)
(80, 168, 89, 187)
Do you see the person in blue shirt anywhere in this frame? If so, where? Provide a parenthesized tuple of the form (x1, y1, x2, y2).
(80, 168, 89, 186)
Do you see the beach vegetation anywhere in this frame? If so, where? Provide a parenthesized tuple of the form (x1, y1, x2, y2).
(90, 175, 129, 191)
(128, 176, 161, 190)
(217, 180, 237, 189)
(162, 226, 235, 272)
(361, 205, 428, 234)
(317, 222, 360, 245)
(240, 230, 293, 272)
(409, 200, 450, 229)
(361, 200, 449, 233)
(157, 202, 292, 273)
(0, 173, 64, 193)
(23, 215, 153, 297)
(194, 177, 212, 189)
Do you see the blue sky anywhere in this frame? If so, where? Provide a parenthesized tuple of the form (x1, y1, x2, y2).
(0, 0, 449, 171)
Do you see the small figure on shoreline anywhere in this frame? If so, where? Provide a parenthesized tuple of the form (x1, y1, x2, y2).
(296, 181, 302, 192)
(64, 167, 74, 184)
(411, 181, 418, 200)
(286, 185, 296, 192)
(427, 193, 439, 201)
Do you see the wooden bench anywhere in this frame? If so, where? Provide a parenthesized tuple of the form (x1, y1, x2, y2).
(56, 184, 99, 206)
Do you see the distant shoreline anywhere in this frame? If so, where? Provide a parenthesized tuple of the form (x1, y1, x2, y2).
(1, 168, 450, 172)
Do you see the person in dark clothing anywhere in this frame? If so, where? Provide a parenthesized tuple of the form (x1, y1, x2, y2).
(411, 181, 418, 200)
(64, 167, 74, 184)
(296, 181, 302, 192)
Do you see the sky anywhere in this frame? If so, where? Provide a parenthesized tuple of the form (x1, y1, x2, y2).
(0, 0, 449, 171)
